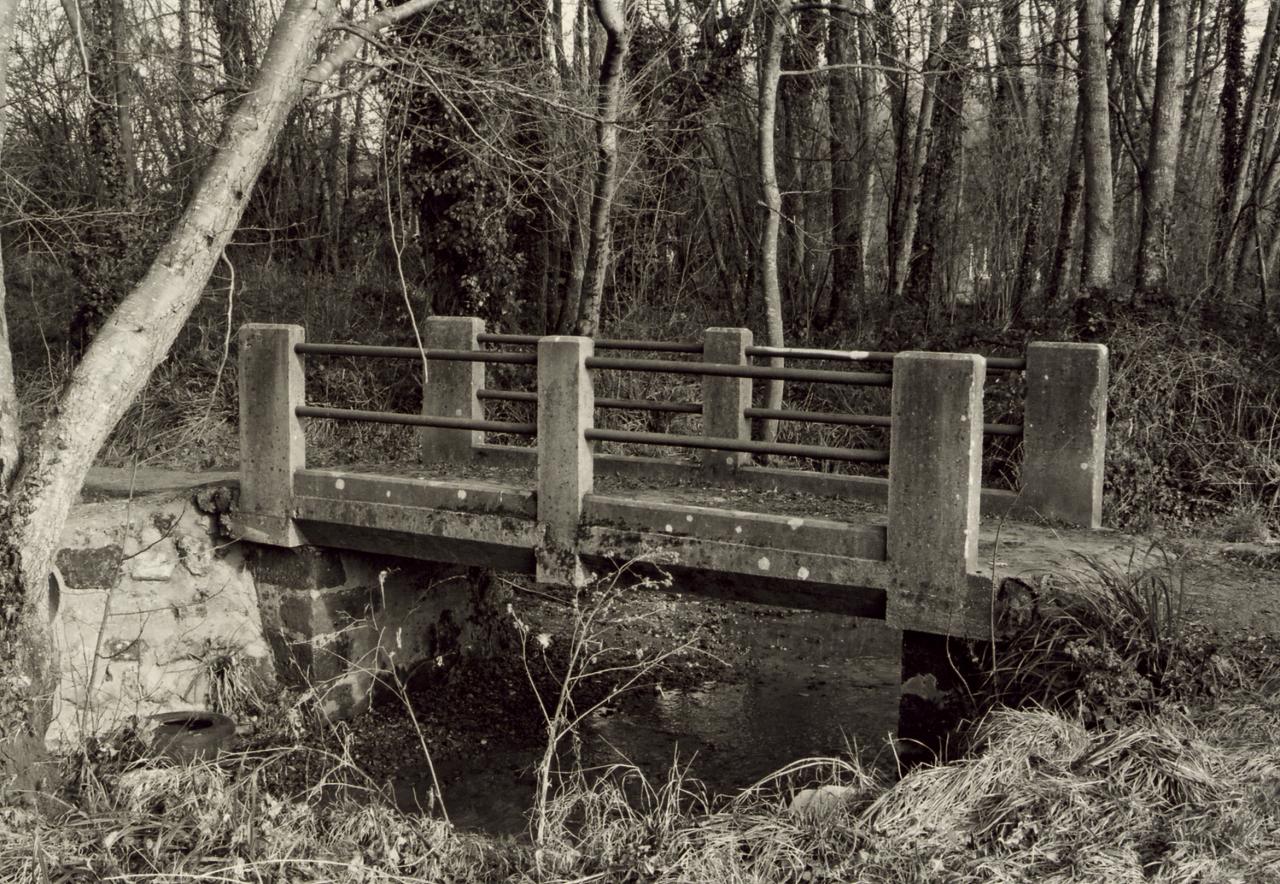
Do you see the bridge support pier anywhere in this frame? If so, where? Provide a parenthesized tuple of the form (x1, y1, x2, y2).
(536, 336, 595, 588)
(249, 544, 504, 718)
(898, 629, 983, 749)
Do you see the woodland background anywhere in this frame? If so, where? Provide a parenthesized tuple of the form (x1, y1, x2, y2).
(1, 0, 1278, 532)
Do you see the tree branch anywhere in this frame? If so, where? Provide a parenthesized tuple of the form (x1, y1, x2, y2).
(304, 0, 446, 93)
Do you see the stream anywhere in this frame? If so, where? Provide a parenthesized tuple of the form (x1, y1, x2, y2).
(390, 603, 905, 834)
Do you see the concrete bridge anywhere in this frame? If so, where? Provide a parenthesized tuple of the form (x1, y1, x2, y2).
(224, 318, 1108, 720)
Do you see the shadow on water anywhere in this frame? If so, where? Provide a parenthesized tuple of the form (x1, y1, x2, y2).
(392, 605, 906, 835)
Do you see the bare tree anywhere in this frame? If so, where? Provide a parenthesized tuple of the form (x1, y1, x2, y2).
(758, 0, 790, 444)
(574, 0, 628, 337)
(1136, 0, 1187, 298)
(0, 0, 444, 795)
(1077, 0, 1115, 310)
(825, 4, 875, 327)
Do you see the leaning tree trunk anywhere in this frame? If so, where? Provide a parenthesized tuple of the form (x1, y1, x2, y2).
(1047, 102, 1085, 307)
(1012, 0, 1070, 319)
(0, 0, 17, 489)
(1135, 0, 1187, 300)
(758, 0, 790, 445)
(0, 0, 446, 798)
(887, 3, 944, 312)
(574, 0, 627, 337)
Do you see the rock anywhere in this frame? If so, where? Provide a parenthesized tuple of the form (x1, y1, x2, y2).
(900, 672, 944, 703)
(194, 484, 237, 515)
(176, 532, 214, 576)
(787, 784, 858, 819)
(249, 545, 346, 590)
(55, 545, 123, 589)
(131, 539, 177, 581)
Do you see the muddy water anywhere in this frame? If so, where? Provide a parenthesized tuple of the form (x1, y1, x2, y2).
(393, 603, 904, 835)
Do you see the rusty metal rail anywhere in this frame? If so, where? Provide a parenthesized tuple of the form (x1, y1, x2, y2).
(584, 428, 889, 464)
(479, 333, 703, 354)
(744, 407, 891, 428)
(296, 405, 536, 435)
(478, 388, 701, 415)
(585, 357, 893, 387)
(476, 392, 1020, 436)
(294, 343, 536, 365)
(745, 345, 1027, 371)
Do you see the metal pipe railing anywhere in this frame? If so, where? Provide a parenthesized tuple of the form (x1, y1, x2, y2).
(294, 343, 536, 365)
(477, 388, 701, 415)
(584, 427, 890, 464)
(479, 332, 702, 354)
(585, 356, 893, 387)
(476, 389, 538, 404)
(745, 345, 1027, 371)
(743, 407, 1022, 436)
(296, 405, 536, 436)
(744, 407, 891, 428)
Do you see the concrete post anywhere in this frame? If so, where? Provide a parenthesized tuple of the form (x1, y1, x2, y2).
(420, 316, 485, 464)
(886, 352, 984, 633)
(238, 323, 306, 546)
(1021, 342, 1108, 528)
(701, 327, 752, 477)
(536, 336, 594, 587)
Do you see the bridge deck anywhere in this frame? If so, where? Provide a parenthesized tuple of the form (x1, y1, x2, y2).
(281, 455, 1174, 637)
(81, 466, 1277, 637)
(296, 456, 1124, 584)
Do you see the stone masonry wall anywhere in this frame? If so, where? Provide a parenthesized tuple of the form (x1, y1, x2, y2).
(249, 547, 506, 719)
(49, 475, 503, 747)
(49, 489, 269, 748)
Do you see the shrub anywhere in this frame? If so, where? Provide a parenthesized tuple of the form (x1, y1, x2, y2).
(979, 553, 1239, 726)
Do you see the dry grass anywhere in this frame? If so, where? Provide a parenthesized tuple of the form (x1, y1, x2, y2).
(5, 692, 1278, 882)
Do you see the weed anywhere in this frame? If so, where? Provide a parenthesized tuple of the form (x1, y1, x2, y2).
(982, 552, 1238, 725)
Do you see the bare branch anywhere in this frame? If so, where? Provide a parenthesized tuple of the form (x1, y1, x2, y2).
(304, 0, 446, 93)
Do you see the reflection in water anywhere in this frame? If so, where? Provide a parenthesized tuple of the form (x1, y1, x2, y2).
(394, 607, 903, 834)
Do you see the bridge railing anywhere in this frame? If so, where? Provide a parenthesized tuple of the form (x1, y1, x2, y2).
(238, 319, 1107, 532)
(415, 319, 1105, 527)
(526, 336, 985, 627)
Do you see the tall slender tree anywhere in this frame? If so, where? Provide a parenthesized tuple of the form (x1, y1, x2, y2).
(1136, 0, 1187, 298)
(1077, 0, 1115, 312)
